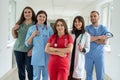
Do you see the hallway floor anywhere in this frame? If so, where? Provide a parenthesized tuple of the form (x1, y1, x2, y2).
(0, 67, 111, 80)
(0, 67, 19, 80)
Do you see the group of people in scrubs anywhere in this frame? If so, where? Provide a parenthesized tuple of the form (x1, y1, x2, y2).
(12, 5, 111, 80)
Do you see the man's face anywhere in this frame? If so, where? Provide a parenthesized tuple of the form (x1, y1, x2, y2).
(90, 12, 99, 24)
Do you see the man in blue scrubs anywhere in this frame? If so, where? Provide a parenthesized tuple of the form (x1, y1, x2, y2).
(85, 11, 109, 80)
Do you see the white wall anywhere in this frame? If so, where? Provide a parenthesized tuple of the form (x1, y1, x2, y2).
(0, 0, 31, 78)
(80, 0, 113, 25)
(0, 0, 13, 78)
(15, 0, 30, 20)
(105, 0, 120, 79)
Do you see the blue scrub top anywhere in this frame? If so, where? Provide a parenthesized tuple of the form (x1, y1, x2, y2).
(25, 24, 53, 66)
(85, 24, 109, 58)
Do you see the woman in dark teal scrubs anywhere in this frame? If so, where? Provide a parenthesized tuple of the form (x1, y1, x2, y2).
(12, 6, 36, 80)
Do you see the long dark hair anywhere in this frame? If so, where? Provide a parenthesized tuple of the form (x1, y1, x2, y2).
(53, 18, 69, 35)
(71, 16, 85, 34)
(16, 6, 36, 25)
(35, 10, 47, 25)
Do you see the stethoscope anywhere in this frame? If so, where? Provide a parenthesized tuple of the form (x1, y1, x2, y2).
(78, 34, 83, 45)
(105, 32, 113, 38)
(54, 35, 59, 47)
(54, 35, 67, 47)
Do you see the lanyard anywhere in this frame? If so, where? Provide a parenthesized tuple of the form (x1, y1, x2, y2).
(36, 25, 38, 31)
(36, 24, 47, 30)
(42, 25, 47, 30)
(78, 34, 83, 44)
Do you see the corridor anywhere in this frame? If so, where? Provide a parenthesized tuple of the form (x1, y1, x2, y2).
(0, 67, 112, 80)
(0, 0, 120, 80)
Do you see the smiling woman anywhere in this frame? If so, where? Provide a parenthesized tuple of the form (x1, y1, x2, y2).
(25, 10, 53, 80)
(12, 6, 36, 80)
(45, 19, 73, 80)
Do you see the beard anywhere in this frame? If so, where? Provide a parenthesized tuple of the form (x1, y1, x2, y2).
(92, 22, 96, 24)
(91, 20, 97, 25)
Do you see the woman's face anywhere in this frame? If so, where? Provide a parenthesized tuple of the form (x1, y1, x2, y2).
(74, 18, 82, 30)
(56, 21, 65, 34)
(37, 13, 46, 24)
(24, 9, 32, 20)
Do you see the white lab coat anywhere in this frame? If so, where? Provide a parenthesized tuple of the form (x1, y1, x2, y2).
(72, 32, 90, 78)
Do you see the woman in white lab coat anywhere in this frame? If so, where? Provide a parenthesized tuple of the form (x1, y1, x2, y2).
(68, 16, 90, 80)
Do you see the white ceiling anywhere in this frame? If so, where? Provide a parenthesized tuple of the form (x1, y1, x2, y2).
(25, 0, 101, 19)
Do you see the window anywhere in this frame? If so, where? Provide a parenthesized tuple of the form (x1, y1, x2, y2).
(101, 2, 113, 52)
(8, 0, 16, 41)
(8, 0, 16, 68)
(102, 3, 111, 30)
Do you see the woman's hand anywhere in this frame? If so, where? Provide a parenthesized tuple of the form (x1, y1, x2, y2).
(13, 24, 20, 31)
(49, 47, 67, 57)
(78, 43, 83, 52)
(27, 49, 32, 56)
(12, 24, 20, 38)
(31, 30, 39, 37)
(58, 52, 67, 57)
